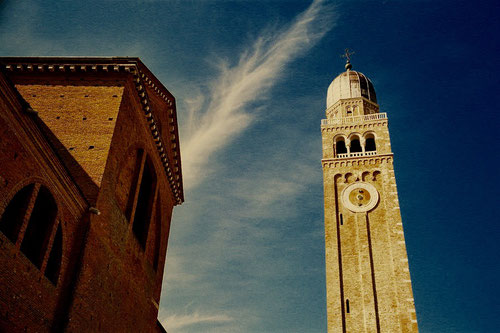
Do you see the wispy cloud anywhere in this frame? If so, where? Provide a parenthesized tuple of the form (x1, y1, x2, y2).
(162, 1, 335, 331)
(180, 0, 335, 190)
(160, 311, 234, 331)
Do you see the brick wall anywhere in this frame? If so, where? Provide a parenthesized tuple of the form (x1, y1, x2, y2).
(0, 72, 89, 332)
(0, 59, 180, 332)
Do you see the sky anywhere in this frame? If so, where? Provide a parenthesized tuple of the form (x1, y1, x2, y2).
(1, 0, 499, 332)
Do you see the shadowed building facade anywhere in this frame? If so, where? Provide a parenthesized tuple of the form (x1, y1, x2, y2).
(0, 57, 183, 332)
(322, 59, 418, 332)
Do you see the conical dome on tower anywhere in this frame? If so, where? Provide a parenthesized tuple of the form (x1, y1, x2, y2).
(326, 61, 377, 110)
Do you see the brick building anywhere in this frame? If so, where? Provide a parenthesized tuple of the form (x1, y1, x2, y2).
(0, 57, 184, 332)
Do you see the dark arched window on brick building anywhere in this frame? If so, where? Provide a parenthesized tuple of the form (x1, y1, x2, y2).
(21, 186, 58, 268)
(0, 183, 63, 285)
(132, 156, 157, 249)
(122, 149, 158, 250)
(125, 149, 147, 221)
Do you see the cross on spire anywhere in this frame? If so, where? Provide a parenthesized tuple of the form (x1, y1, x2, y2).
(341, 48, 355, 70)
(342, 48, 355, 62)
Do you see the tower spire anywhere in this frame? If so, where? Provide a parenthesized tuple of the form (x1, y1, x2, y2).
(341, 48, 355, 70)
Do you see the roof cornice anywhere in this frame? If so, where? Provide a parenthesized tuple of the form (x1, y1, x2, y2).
(0, 57, 184, 204)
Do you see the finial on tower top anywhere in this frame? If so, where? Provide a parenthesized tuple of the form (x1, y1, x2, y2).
(341, 48, 355, 70)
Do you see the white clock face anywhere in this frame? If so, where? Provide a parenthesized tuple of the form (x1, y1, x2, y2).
(341, 182, 379, 213)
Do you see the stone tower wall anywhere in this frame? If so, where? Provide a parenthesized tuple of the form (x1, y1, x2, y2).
(322, 117, 418, 332)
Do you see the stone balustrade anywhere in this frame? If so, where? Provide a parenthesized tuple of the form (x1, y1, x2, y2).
(321, 112, 387, 126)
(336, 150, 377, 158)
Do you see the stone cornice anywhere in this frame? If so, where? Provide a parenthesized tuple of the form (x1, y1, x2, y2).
(321, 122, 389, 133)
(322, 153, 394, 168)
(0, 57, 184, 205)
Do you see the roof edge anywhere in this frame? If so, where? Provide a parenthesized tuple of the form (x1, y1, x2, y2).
(0, 57, 184, 204)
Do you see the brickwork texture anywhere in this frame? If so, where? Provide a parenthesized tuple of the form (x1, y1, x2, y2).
(0, 57, 183, 332)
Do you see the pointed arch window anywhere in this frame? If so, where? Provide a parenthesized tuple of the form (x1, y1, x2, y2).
(0, 183, 63, 285)
(121, 149, 158, 250)
(132, 156, 157, 249)
(21, 186, 58, 268)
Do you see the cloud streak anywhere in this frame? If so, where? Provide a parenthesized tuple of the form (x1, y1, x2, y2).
(180, 0, 335, 190)
(162, 2, 335, 330)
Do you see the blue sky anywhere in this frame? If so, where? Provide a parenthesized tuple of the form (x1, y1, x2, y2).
(1, 0, 499, 332)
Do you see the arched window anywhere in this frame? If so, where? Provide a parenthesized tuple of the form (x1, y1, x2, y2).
(126, 149, 147, 221)
(336, 139, 347, 155)
(115, 148, 143, 217)
(365, 134, 376, 152)
(0, 183, 62, 285)
(21, 186, 58, 268)
(350, 137, 362, 153)
(0, 184, 35, 242)
(131, 156, 157, 249)
(117, 147, 159, 250)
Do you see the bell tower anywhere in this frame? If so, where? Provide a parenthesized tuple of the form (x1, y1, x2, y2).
(322, 55, 418, 332)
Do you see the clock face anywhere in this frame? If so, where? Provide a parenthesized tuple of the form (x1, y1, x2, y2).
(341, 182, 379, 213)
